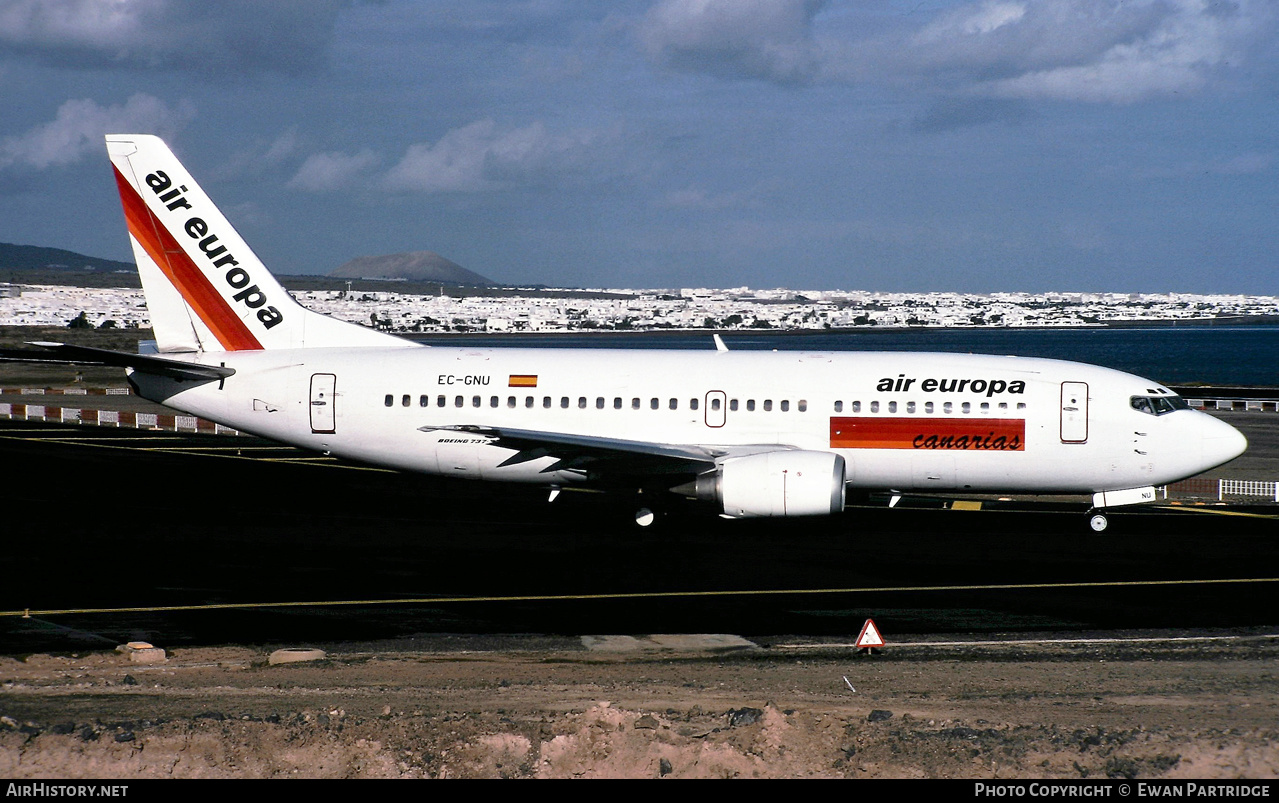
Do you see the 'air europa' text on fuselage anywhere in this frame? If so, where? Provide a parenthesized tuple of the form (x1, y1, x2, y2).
(877, 374, 1027, 397)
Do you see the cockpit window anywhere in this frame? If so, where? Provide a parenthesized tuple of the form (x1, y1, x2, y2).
(1131, 395, 1189, 416)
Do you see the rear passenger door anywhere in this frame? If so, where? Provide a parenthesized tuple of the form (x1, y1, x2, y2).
(310, 373, 336, 434)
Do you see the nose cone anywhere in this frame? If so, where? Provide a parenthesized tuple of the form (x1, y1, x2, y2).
(1199, 413, 1248, 471)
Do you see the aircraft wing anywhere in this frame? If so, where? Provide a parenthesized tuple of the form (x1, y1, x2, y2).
(418, 424, 797, 476)
(0, 342, 235, 382)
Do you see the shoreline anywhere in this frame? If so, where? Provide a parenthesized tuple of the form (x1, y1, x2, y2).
(407, 315, 1279, 341)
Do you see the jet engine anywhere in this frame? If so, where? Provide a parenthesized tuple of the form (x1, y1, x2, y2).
(672, 450, 846, 518)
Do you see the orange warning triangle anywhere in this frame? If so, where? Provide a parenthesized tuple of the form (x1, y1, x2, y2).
(856, 618, 885, 648)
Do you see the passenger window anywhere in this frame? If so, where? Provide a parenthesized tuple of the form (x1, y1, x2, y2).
(834, 400, 843, 413)
(543, 396, 552, 408)
(669, 398, 678, 410)
(384, 394, 393, 407)
(437, 395, 446, 407)
(472, 396, 481, 408)
(798, 400, 806, 412)
(401, 395, 410, 407)
(944, 402, 953, 414)
(747, 400, 756, 412)
(490, 396, 499, 408)
(852, 401, 861, 413)
(525, 396, 534, 408)
(730, 399, 738, 411)
(419, 395, 429, 407)
(579, 397, 588, 409)
(869, 401, 878, 413)
(711, 398, 721, 411)
(886, 401, 895, 413)
(650, 398, 659, 410)
(1017, 403, 1027, 410)
(507, 396, 517, 408)
(781, 400, 790, 412)
(980, 402, 990, 412)
(690, 398, 699, 410)
(906, 401, 916, 414)
(560, 397, 569, 409)
(595, 397, 605, 409)
(925, 401, 934, 414)
(455, 395, 464, 408)
(998, 402, 1008, 410)
(632, 398, 641, 410)
(962, 402, 971, 414)
(764, 400, 773, 411)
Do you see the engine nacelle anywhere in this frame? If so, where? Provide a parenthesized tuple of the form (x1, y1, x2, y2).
(674, 450, 847, 518)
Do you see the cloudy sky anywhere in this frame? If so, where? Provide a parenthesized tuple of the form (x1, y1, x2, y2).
(0, 0, 1275, 293)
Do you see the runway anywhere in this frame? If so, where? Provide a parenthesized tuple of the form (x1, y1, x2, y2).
(1, 417, 1276, 653)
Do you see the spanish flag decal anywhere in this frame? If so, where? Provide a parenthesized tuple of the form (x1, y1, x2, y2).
(509, 375, 538, 388)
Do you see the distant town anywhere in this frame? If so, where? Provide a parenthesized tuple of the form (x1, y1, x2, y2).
(1, 282, 1276, 333)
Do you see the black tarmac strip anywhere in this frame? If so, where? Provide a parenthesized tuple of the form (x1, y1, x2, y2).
(0, 417, 1276, 654)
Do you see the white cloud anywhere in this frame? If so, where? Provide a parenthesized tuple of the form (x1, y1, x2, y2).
(639, 0, 824, 85)
(0, 0, 341, 75)
(894, 0, 1271, 103)
(643, 0, 1274, 103)
(382, 119, 609, 193)
(287, 149, 381, 192)
(0, 93, 194, 171)
(262, 131, 300, 165)
(0, 0, 154, 55)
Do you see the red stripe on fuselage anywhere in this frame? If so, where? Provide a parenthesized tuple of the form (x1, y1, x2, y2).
(113, 166, 262, 351)
(830, 417, 1025, 451)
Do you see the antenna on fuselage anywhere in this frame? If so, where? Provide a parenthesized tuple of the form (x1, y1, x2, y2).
(713, 334, 728, 352)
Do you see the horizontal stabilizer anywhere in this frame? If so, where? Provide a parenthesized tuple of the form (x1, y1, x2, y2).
(0, 342, 235, 382)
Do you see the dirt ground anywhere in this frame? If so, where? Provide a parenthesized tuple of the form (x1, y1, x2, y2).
(2, 633, 1278, 779)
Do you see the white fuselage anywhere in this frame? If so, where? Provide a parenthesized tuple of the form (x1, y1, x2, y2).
(129, 345, 1246, 496)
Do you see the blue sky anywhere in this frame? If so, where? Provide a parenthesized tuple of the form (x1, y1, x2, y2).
(0, 0, 1275, 293)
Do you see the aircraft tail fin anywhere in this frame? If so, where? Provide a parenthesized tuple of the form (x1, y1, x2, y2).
(106, 134, 408, 353)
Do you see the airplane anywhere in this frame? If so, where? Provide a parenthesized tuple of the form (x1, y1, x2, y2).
(8, 135, 1250, 531)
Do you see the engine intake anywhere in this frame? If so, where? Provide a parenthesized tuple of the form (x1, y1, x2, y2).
(673, 450, 847, 518)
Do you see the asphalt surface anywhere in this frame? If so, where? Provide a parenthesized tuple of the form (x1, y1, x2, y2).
(0, 414, 1276, 654)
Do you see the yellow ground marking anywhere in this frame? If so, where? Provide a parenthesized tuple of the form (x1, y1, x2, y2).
(0, 428, 390, 471)
(6, 577, 1278, 619)
(1153, 505, 1279, 520)
(0, 433, 190, 442)
(136, 446, 304, 452)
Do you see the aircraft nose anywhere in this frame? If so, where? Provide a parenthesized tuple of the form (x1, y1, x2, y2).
(1198, 413, 1247, 471)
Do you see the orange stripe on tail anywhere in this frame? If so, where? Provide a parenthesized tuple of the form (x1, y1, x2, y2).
(114, 166, 262, 351)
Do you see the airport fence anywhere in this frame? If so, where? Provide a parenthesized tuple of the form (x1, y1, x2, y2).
(0, 387, 132, 396)
(0, 401, 242, 436)
(1162, 478, 1279, 502)
(1188, 399, 1279, 412)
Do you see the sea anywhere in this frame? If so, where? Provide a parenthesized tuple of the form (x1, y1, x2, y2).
(412, 325, 1279, 387)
